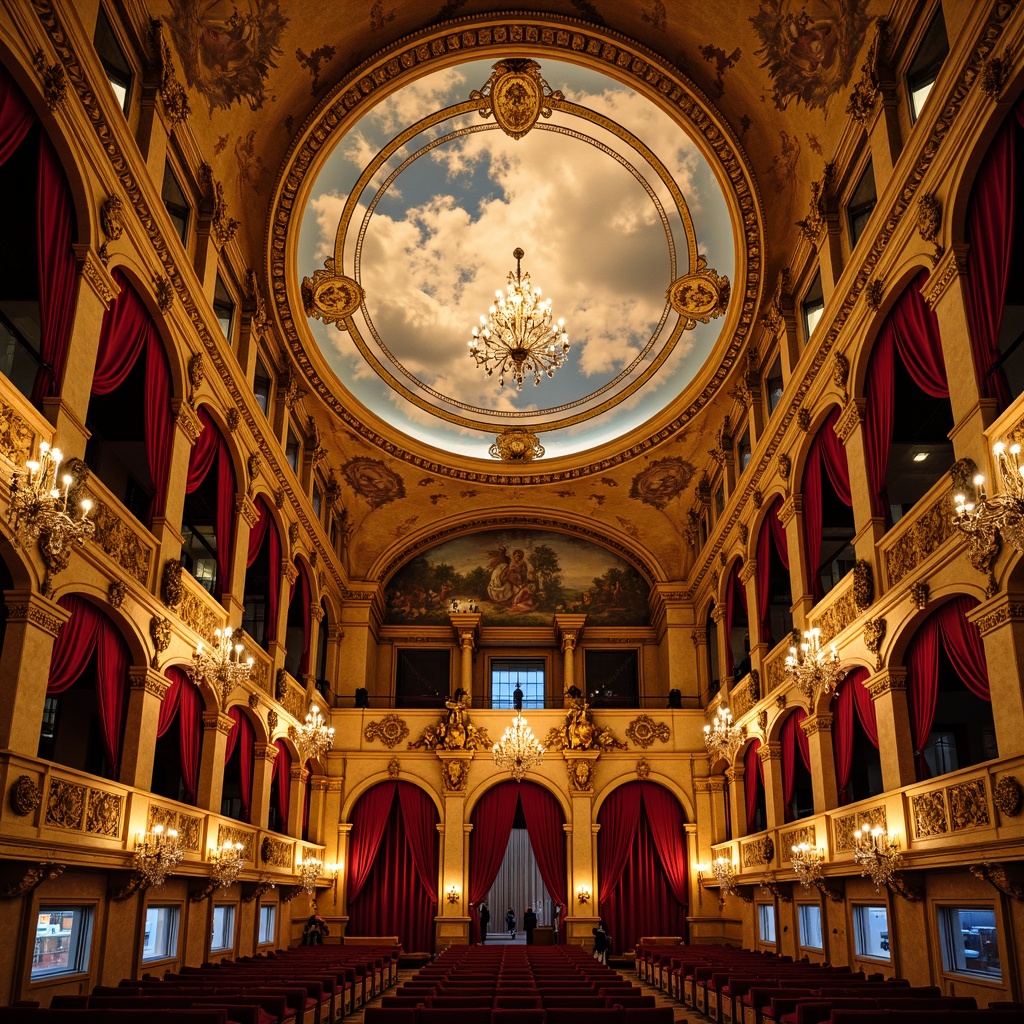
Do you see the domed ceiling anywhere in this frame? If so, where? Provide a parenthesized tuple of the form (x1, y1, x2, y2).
(296, 56, 738, 462)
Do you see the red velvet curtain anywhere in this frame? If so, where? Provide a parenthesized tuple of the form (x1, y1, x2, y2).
(94, 271, 174, 523)
(780, 709, 809, 821)
(864, 275, 949, 518)
(723, 562, 747, 676)
(756, 498, 791, 644)
(964, 101, 1024, 410)
(598, 783, 688, 951)
(347, 789, 438, 952)
(938, 595, 989, 701)
(853, 668, 879, 747)
(272, 739, 290, 829)
(223, 706, 254, 822)
(186, 407, 219, 492)
(32, 132, 77, 404)
(744, 739, 763, 832)
(347, 781, 398, 907)
(245, 497, 280, 649)
(48, 595, 128, 776)
(157, 667, 183, 737)
(159, 665, 202, 805)
(518, 783, 569, 935)
(769, 498, 789, 567)
(187, 408, 237, 598)
(247, 497, 270, 567)
(0, 62, 36, 161)
(396, 782, 441, 913)
(642, 784, 689, 909)
(468, 781, 520, 943)
(833, 667, 873, 805)
(289, 564, 312, 676)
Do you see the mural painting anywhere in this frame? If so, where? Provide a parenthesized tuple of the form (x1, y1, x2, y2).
(385, 530, 650, 626)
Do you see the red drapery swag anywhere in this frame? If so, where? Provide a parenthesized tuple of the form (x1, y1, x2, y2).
(347, 782, 439, 953)
(186, 407, 237, 598)
(288, 563, 313, 676)
(467, 780, 520, 943)
(597, 782, 688, 952)
(744, 738, 764, 832)
(94, 271, 174, 523)
(964, 99, 1024, 411)
(223, 706, 255, 822)
(272, 739, 291, 829)
(723, 561, 747, 676)
(864, 274, 949, 520)
(48, 594, 130, 777)
(780, 709, 810, 822)
(832, 667, 876, 805)
(755, 498, 790, 644)
(302, 760, 312, 840)
(801, 408, 853, 600)
(0, 62, 36, 160)
(905, 596, 989, 780)
(245, 497, 281, 649)
(157, 665, 203, 804)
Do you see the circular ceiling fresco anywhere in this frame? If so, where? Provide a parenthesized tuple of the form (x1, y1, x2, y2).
(297, 56, 737, 461)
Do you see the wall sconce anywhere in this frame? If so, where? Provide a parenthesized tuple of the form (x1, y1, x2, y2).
(208, 840, 245, 889)
(297, 857, 322, 896)
(324, 861, 342, 902)
(695, 863, 708, 909)
(577, 886, 591, 905)
(446, 885, 460, 905)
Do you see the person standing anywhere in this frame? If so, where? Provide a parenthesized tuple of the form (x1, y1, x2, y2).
(592, 920, 609, 964)
(479, 903, 490, 944)
(505, 907, 516, 938)
(523, 905, 537, 945)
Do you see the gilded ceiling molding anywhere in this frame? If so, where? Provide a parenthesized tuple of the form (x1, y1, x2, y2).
(266, 11, 763, 483)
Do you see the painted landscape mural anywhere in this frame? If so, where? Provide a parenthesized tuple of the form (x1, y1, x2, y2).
(385, 530, 650, 626)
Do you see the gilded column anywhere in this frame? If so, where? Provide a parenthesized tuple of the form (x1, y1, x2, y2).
(271, 562, 298, 676)
(969, 595, 1024, 758)
(707, 774, 730, 843)
(801, 713, 839, 812)
(757, 742, 787, 828)
(778, 495, 812, 629)
(306, 776, 329, 845)
(692, 778, 716, 865)
(151, 400, 200, 577)
(866, 667, 916, 791)
(554, 614, 586, 700)
(725, 765, 747, 839)
(224, 494, 258, 628)
(740, 559, 764, 668)
(287, 763, 310, 838)
(119, 667, 170, 791)
(436, 753, 470, 947)
(250, 742, 279, 831)
(336, 821, 354, 921)
(197, 710, 236, 813)
(0, 592, 69, 755)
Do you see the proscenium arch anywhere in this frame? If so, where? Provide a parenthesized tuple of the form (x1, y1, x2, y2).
(267, 11, 763, 481)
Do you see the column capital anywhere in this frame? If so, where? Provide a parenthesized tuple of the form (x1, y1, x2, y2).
(801, 712, 833, 736)
(338, 823, 353, 836)
(2, 591, 70, 638)
(235, 493, 261, 527)
(778, 494, 803, 526)
(967, 592, 1024, 636)
(725, 765, 745, 782)
(290, 765, 310, 783)
(866, 667, 907, 698)
(255, 741, 280, 764)
(739, 559, 757, 585)
(922, 242, 970, 310)
(129, 666, 170, 699)
(449, 612, 481, 648)
(554, 613, 587, 651)
(171, 398, 202, 445)
(758, 740, 782, 763)
(834, 399, 865, 444)
(203, 710, 236, 735)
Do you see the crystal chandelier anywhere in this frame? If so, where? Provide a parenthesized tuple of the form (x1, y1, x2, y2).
(297, 856, 322, 895)
(790, 842, 824, 890)
(6, 439, 93, 556)
(289, 705, 335, 763)
(785, 627, 844, 703)
(853, 824, 901, 891)
(492, 712, 545, 781)
(209, 840, 246, 889)
(953, 441, 1024, 552)
(133, 824, 184, 888)
(469, 247, 570, 389)
(703, 705, 745, 765)
(190, 626, 254, 706)
(713, 856, 739, 899)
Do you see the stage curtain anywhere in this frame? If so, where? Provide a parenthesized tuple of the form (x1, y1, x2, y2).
(396, 782, 440, 912)
(938, 595, 989, 701)
(347, 781, 398, 908)
(965, 102, 1022, 410)
(795, 707, 810, 769)
(597, 782, 642, 905)
(906, 612, 942, 780)
(0, 62, 36, 162)
(744, 739, 762, 831)
(48, 595, 103, 693)
(468, 780, 519, 943)
(519, 782, 569, 933)
(347, 793, 437, 953)
(781, 710, 808, 821)
(94, 611, 130, 776)
(642, 783, 688, 908)
(33, 132, 76, 404)
(272, 739, 290, 828)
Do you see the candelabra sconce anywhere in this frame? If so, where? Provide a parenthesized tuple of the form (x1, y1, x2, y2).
(446, 885, 460, 905)
(324, 862, 341, 902)
(852, 825, 919, 899)
(290, 705, 335, 764)
(784, 627, 844, 704)
(712, 856, 751, 906)
(133, 824, 184, 888)
(703, 705, 745, 765)
(791, 843, 824, 891)
(297, 857, 322, 896)
(190, 626, 254, 706)
(953, 441, 1024, 553)
(577, 887, 591, 905)
(208, 840, 245, 889)
(6, 439, 94, 567)
(695, 864, 708, 910)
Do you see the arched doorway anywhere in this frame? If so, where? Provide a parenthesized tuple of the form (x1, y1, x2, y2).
(468, 780, 568, 945)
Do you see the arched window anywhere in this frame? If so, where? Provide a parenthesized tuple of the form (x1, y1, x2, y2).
(904, 596, 994, 780)
(85, 271, 174, 529)
(242, 497, 281, 650)
(221, 707, 255, 823)
(755, 497, 792, 646)
(151, 665, 203, 805)
(831, 667, 881, 805)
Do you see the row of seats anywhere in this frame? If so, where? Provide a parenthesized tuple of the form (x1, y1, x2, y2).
(0, 945, 400, 1024)
(633, 943, 1023, 1024)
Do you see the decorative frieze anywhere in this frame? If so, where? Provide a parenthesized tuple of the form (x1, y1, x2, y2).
(217, 824, 254, 861)
(995, 775, 1023, 817)
(90, 501, 152, 585)
(781, 824, 815, 851)
(884, 491, 955, 587)
(0, 397, 34, 467)
(834, 805, 886, 852)
(809, 584, 857, 645)
(8, 775, 42, 816)
(44, 778, 122, 837)
(741, 836, 774, 868)
(913, 789, 949, 837)
(949, 779, 990, 832)
(261, 836, 293, 867)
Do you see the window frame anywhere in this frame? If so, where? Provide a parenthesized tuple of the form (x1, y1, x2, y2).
(253, 356, 273, 416)
(797, 902, 824, 952)
(757, 902, 777, 946)
(30, 904, 96, 983)
(490, 656, 547, 709)
(846, 159, 877, 248)
(851, 902, 891, 962)
(213, 274, 235, 343)
(285, 427, 301, 475)
(161, 160, 191, 246)
(94, 5, 133, 115)
(764, 352, 784, 416)
(801, 271, 825, 342)
(935, 903, 1003, 984)
(141, 903, 181, 965)
(906, 4, 949, 124)
(257, 904, 277, 947)
(210, 903, 237, 955)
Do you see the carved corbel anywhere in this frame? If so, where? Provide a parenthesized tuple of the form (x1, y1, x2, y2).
(0, 862, 65, 899)
(886, 872, 923, 902)
(969, 862, 1024, 901)
(189, 877, 222, 903)
(758, 875, 792, 903)
(242, 878, 278, 903)
(108, 871, 149, 902)
(814, 876, 846, 902)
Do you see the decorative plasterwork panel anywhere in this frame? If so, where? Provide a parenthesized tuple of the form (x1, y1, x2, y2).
(834, 805, 886, 853)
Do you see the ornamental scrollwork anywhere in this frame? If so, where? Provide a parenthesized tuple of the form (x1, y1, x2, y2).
(149, 616, 172, 667)
(917, 192, 944, 264)
(994, 775, 1023, 817)
(161, 558, 184, 609)
(625, 715, 670, 749)
(913, 790, 949, 837)
(32, 50, 66, 108)
(969, 862, 1024, 901)
(909, 581, 930, 611)
(863, 617, 886, 669)
(0, 863, 66, 899)
(470, 58, 563, 140)
(949, 780, 990, 831)
(439, 756, 471, 793)
(979, 47, 1013, 99)
(667, 256, 730, 330)
(408, 691, 491, 751)
(364, 714, 409, 749)
(635, 758, 651, 780)
(864, 279, 883, 310)
(566, 756, 596, 792)
(107, 580, 128, 609)
(387, 758, 401, 778)
(490, 429, 545, 462)
(544, 687, 626, 752)
(9, 775, 42, 816)
(853, 559, 873, 609)
(741, 836, 775, 868)
(44, 778, 87, 831)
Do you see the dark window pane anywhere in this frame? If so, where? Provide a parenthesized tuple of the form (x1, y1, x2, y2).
(584, 649, 638, 708)
(94, 7, 132, 114)
(396, 649, 450, 708)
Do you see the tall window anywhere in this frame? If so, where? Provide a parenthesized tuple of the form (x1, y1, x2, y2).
(94, 7, 132, 114)
(286, 428, 300, 474)
(907, 5, 949, 122)
(258, 905, 277, 946)
(162, 162, 190, 245)
(758, 903, 776, 943)
(737, 428, 752, 473)
(798, 903, 823, 950)
(214, 275, 234, 341)
(853, 904, 890, 960)
(210, 904, 235, 952)
(847, 160, 877, 247)
(254, 357, 272, 415)
(491, 658, 545, 708)
(142, 905, 180, 963)
(32, 907, 94, 979)
(802, 271, 824, 340)
(585, 649, 639, 708)
(765, 354, 784, 415)
(938, 906, 1000, 979)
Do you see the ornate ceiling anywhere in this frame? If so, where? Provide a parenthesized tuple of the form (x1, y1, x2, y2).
(153, 0, 885, 582)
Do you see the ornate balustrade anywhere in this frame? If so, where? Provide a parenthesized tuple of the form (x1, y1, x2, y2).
(807, 569, 858, 644)
(878, 475, 958, 591)
(761, 635, 791, 694)
(176, 571, 228, 645)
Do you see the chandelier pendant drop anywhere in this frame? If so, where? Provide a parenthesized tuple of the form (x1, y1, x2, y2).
(133, 824, 184, 888)
(953, 441, 1024, 553)
(209, 840, 246, 889)
(289, 704, 335, 764)
(190, 626, 254, 707)
(492, 712, 545, 781)
(703, 704, 745, 765)
(469, 248, 570, 390)
(784, 627, 844, 703)
(297, 857, 322, 895)
(853, 824, 902, 891)
(7, 440, 93, 556)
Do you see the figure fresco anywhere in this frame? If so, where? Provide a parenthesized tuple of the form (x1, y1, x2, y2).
(385, 530, 650, 626)
(750, 0, 871, 111)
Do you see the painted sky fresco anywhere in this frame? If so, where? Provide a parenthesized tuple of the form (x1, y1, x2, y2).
(385, 529, 650, 626)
